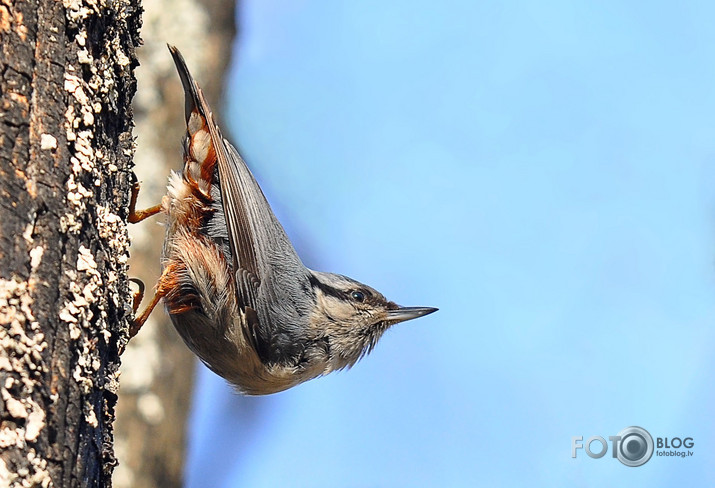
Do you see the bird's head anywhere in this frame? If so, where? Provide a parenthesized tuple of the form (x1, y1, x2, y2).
(307, 270, 437, 372)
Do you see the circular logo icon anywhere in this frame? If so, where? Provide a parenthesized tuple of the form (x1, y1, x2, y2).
(616, 426, 654, 467)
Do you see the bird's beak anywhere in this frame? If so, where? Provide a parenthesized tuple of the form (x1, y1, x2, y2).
(385, 306, 438, 324)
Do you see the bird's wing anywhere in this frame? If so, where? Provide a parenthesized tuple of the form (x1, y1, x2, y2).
(168, 46, 261, 308)
(169, 46, 309, 365)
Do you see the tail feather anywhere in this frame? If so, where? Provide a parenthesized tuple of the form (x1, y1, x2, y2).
(168, 45, 218, 195)
(167, 44, 201, 122)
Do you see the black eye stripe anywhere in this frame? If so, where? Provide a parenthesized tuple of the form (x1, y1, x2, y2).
(308, 274, 351, 301)
(308, 275, 374, 304)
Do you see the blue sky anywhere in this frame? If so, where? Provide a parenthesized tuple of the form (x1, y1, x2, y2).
(183, 1, 715, 486)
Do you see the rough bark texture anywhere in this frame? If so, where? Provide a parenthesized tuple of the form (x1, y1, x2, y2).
(114, 1, 236, 487)
(0, 0, 141, 486)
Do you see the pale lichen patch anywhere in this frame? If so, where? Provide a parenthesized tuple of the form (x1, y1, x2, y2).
(116, 49, 130, 67)
(77, 48, 92, 64)
(85, 406, 98, 427)
(3, 394, 28, 419)
(0, 428, 23, 449)
(24, 450, 51, 488)
(24, 402, 45, 441)
(29, 246, 43, 270)
(59, 302, 79, 324)
(22, 223, 34, 244)
(62, 0, 93, 22)
(64, 73, 86, 105)
(72, 363, 94, 395)
(76, 245, 97, 273)
(0, 458, 12, 487)
(39, 134, 57, 150)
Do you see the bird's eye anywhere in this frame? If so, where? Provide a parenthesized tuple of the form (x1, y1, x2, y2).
(351, 290, 365, 302)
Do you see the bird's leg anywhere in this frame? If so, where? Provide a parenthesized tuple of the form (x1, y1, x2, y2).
(128, 266, 172, 338)
(126, 175, 165, 339)
(129, 267, 171, 339)
(129, 278, 145, 315)
(129, 288, 166, 338)
(121, 279, 165, 354)
(128, 179, 163, 223)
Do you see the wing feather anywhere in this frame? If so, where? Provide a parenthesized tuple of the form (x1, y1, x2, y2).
(169, 45, 312, 365)
(168, 45, 262, 310)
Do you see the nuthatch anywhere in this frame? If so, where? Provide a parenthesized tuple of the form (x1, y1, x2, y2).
(128, 45, 437, 395)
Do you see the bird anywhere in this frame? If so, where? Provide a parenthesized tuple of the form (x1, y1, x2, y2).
(127, 45, 437, 395)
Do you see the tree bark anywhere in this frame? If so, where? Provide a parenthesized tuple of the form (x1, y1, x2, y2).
(114, 1, 236, 488)
(0, 0, 141, 486)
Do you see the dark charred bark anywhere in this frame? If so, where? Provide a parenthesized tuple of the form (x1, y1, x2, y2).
(0, 0, 141, 486)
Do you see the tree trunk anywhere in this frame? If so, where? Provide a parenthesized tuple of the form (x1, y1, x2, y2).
(114, 1, 235, 488)
(0, 0, 141, 486)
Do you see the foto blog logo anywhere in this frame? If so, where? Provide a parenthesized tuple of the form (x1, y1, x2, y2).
(571, 426, 695, 467)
